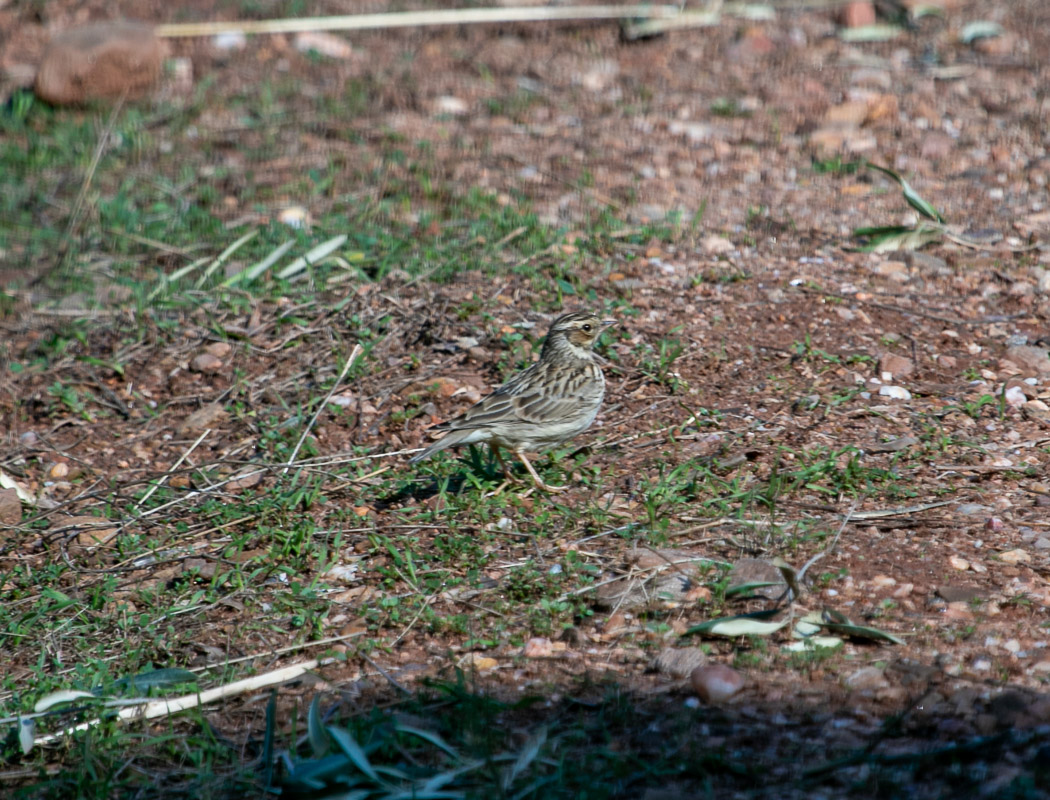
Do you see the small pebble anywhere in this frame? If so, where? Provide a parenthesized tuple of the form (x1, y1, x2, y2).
(691, 664, 744, 704)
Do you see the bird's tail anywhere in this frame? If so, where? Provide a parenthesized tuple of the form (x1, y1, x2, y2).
(408, 429, 469, 463)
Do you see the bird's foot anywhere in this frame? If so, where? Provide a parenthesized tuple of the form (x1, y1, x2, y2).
(514, 450, 570, 494)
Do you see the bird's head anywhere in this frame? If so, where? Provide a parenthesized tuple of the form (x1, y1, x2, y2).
(547, 311, 617, 352)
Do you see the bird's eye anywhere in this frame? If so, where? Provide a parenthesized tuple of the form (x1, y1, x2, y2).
(582, 324, 592, 332)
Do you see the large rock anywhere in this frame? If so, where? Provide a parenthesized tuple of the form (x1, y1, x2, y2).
(35, 21, 167, 105)
(0, 488, 21, 526)
(1004, 345, 1050, 377)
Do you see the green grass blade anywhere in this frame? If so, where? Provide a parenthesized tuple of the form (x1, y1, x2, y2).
(328, 725, 382, 782)
(277, 234, 349, 280)
(308, 693, 330, 757)
(222, 238, 294, 287)
(196, 229, 258, 287)
(867, 163, 945, 222)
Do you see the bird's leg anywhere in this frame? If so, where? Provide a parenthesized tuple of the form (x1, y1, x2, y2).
(490, 445, 518, 482)
(515, 449, 567, 493)
(482, 445, 515, 496)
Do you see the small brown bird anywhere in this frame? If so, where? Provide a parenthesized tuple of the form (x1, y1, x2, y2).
(410, 310, 616, 492)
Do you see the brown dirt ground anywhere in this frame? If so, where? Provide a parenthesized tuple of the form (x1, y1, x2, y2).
(2, 0, 1050, 797)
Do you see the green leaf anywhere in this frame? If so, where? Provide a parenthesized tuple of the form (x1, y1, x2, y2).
(41, 588, 72, 603)
(196, 229, 258, 287)
(782, 637, 844, 652)
(840, 24, 904, 42)
(822, 621, 904, 644)
(33, 689, 96, 712)
(222, 239, 294, 287)
(823, 608, 850, 624)
(853, 224, 913, 237)
(0, 468, 33, 503)
(909, 4, 945, 20)
(960, 21, 1003, 43)
(385, 791, 463, 800)
(684, 611, 787, 637)
(147, 255, 210, 301)
(854, 225, 942, 252)
(420, 760, 485, 794)
(372, 764, 411, 781)
(112, 667, 199, 694)
(308, 694, 329, 757)
(867, 164, 945, 223)
(262, 691, 277, 789)
(277, 234, 349, 280)
(502, 726, 546, 789)
(18, 717, 34, 755)
(283, 754, 361, 792)
(328, 726, 381, 782)
(395, 724, 461, 760)
(793, 612, 825, 638)
(78, 356, 125, 377)
(737, 4, 776, 22)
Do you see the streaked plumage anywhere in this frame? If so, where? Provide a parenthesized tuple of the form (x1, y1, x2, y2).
(410, 310, 615, 492)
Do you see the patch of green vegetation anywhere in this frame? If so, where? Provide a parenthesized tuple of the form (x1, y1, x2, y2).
(47, 381, 93, 421)
(850, 162, 948, 252)
(0, 478, 346, 726)
(811, 156, 861, 175)
(691, 266, 751, 286)
(275, 676, 760, 797)
(265, 678, 758, 799)
(813, 568, 849, 589)
(791, 334, 873, 369)
(633, 460, 719, 535)
(944, 392, 1002, 421)
(962, 364, 989, 381)
(635, 334, 687, 392)
(773, 445, 895, 500)
(710, 97, 753, 118)
(0, 96, 661, 308)
(484, 89, 539, 121)
(784, 641, 840, 671)
(827, 385, 865, 407)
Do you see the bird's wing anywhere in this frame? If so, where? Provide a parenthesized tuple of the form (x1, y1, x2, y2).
(438, 385, 531, 429)
(435, 370, 526, 432)
(443, 368, 595, 430)
(508, 385, 586, 424)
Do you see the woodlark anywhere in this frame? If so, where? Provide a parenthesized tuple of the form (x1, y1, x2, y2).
(410, 310, 616, 492)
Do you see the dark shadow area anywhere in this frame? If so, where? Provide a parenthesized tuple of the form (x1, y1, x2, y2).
(15, 674, 1048, 799)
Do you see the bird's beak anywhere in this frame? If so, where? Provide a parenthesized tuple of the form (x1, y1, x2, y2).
(600, 319, 617, 329)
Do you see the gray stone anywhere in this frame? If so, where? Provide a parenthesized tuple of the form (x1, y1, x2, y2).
(845, 666, 889, 691)
(936, 585, 986, 603)
(1005, 345, 1050, 376)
